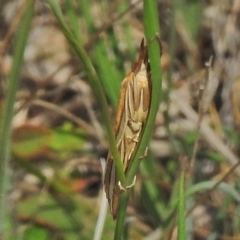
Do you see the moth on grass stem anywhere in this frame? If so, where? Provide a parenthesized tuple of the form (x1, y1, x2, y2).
(104, 38, 151, 219)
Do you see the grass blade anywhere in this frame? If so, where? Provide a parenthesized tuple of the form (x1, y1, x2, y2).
(0, 0, 35, 234)
(114, 0, 162, 238)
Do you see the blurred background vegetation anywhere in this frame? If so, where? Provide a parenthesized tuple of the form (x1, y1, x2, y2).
(1, 0, 240, 239)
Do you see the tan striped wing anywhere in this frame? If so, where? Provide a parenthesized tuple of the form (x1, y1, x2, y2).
(104, 39, 151, 218)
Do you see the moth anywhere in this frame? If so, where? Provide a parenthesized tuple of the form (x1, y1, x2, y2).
(104, 39, 151, 218)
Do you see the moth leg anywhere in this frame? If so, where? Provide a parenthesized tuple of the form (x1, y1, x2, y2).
(148, 33, 160, 44)
(118, 176, 136, 191)
(125, 176, 136, 189)
(118, 181, 127, 191)
(138, 147, 148, 160)
(126, 136, 138, 143)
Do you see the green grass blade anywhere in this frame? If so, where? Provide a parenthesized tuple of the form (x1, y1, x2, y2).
(78, 0, 121, 107)
(186, 180, 240, 202)
(45, 0, 126, 184)
(177, 168, 186, 240)
(93, 42, 121, 108)
(78, 0, 95, 33)
(126, 0, 162, 194)
(64, 0, 82, 43)
(114, 192, 129, 240)
(0, 0, 35, 234)
(140, 155, 167, 223)
(114, 0, 162, 238)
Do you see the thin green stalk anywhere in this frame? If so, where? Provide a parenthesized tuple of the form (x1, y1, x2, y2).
(78, 0, 95, 33)
(65, 0, 121, 109)
(64, 0, 82, 43)
(126, 0, 162, 184)
(140, 155, 167, 222)
(114, 0, 162, 238)
(178, 163, 186, 240)
(78, 0, 121, 107)
(114, 192, 129, 240)
(0, 0, 35, 234)
(45, 0, 126, 184)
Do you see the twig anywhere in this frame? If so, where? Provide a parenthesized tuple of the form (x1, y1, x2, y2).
(93, 158, 108, 240)
(81, 92, 107, 148)
(31, 99, 96, 136)
(172, 90, 240, 175)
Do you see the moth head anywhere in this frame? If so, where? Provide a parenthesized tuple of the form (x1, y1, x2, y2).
(132, 38, 151, 79)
